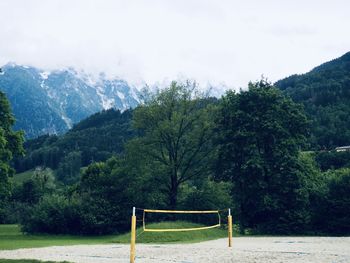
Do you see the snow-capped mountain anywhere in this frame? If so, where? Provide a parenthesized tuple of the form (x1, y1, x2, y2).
(0, 63, 140, 138)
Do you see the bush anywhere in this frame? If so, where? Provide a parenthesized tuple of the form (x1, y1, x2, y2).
(311, 168, 350, 234)
(21, 157, 152, 235)
(21, 193, 128, 235)
(0, 204, 5, 223)
(21, 195, 83, 234)
(1, 201, 31, 224)
(315, 151, 350, 171)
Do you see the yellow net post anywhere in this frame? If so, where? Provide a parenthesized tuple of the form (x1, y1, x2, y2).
(228, 208, 232, 247)
(130, 207, 136, 263)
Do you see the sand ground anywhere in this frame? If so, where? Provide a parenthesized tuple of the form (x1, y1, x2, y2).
(1, 237, 350, 263)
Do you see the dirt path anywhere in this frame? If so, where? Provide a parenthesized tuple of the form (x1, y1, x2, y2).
(1, 237, 350, 263)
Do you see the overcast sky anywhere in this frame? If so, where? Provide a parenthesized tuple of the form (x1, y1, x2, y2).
(0, 0, 349, 90)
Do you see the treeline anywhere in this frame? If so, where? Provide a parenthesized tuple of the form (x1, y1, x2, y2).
(1, 80, 350, 235)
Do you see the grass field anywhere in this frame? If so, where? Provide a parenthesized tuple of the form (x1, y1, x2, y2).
(10, 169, 34, 185)
(10, 170, 35, 185)
(10, 168, 55, 185)
(0, 260, 69, 263)
(0, 222, 228, 250)
(0, 225, 115, 250)
(114, 221, 228, 243)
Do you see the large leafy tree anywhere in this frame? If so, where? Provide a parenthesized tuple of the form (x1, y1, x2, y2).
(216, 80, 310, 233)
(129, 81, 216, 209)
(0, 91, 24, 222)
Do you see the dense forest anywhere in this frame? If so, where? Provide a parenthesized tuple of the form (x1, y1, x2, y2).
(1, 53, 350, 236)
(13, 109, 134, 183)
(276, 51, 350, 149)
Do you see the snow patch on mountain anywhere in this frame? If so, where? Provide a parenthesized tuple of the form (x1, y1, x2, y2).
(130, 87, 141, 103)
(96, 86, 115, 110)
(116, 91, 125, 100)
(40, 71, 50, 79)
(61, 114, 73, 129)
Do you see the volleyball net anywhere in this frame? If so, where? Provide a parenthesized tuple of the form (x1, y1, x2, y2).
(142, 209, 221, 232)
(130, 207, 233, 263)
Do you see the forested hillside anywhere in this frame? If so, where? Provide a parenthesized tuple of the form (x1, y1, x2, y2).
(276, 52, 350, 149)
(13, 109, 134, 183)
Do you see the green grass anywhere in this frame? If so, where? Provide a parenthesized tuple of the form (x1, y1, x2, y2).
(10, 170, 35, 185)
(113, 221, 228, 243)
(10, 169, 55, 185)
(0, 225, 116, 250)
(0, 222, 228, 250)
(0, 260, 69, 263)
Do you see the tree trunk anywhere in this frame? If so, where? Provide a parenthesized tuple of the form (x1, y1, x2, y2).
(168, 164, 179, 210)
(169, 180, 178, 210)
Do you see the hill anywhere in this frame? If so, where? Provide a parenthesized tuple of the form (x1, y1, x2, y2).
(275, 52, 350, 149)
(13, 108, 134, 182)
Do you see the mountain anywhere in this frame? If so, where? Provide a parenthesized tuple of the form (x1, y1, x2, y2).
(275, 52, 350, 149)
(0, 63, 140, 138)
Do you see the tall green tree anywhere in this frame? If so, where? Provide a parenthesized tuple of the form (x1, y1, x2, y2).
(56, 151, 82, 184)
(216, 80, 310, 233)
(0, 91, 24, 222)
(129, 81, 216, 209)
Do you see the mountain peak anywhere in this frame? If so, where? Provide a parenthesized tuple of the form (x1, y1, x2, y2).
(0, 63, 140, 138)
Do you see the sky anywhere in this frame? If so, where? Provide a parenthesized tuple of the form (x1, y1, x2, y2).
(0, 0, 349, 91)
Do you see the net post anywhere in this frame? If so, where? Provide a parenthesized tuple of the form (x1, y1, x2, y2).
(130, 207, 136, 263)
(228, 208, 232, 247)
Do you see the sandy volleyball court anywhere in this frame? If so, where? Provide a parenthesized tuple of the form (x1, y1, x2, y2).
(1, 237, 350, 263)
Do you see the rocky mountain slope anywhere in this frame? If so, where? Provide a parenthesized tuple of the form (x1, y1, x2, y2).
(0, 63, 140, 138)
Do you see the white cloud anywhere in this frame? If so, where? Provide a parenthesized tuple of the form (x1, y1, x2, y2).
(0, 0, 349, 90)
